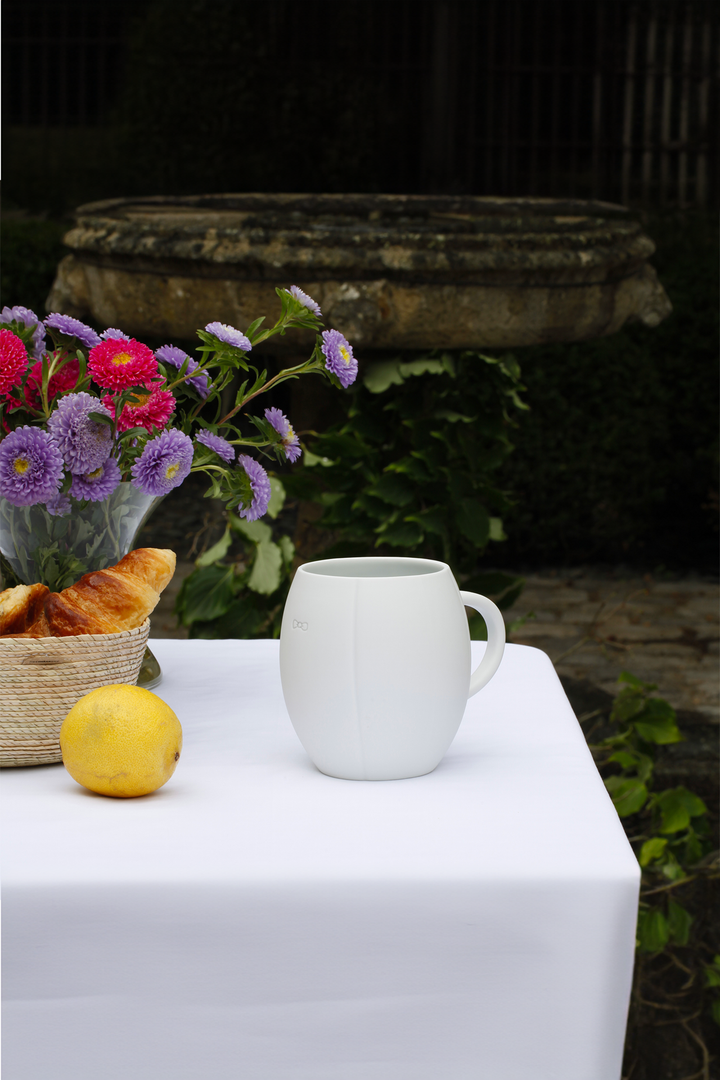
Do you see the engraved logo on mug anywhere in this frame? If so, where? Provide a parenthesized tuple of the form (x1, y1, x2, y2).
(293, 619, 308, 631)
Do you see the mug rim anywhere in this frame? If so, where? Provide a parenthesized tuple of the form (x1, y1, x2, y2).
(298, 556, 448, 580)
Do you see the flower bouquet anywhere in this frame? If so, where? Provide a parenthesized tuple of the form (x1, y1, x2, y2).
(0, 289, 357, 593)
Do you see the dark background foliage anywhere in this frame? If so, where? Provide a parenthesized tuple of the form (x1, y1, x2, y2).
(2, 0, 718, 573)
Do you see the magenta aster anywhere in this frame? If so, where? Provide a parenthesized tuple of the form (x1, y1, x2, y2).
(0, 426, 64, 506)
(236, 454, 271, 521)
(47, 392, 113, 474)
(103, 384, 176, 433)
(131, 430, 194, 496)
(195, 429, 235, 463)
(88, 337, 158, 391)
(286, 286, 322, 318)
(44, 314, 101, 349)
(264, 407, 301, 462)
(0, 330, 29, 396)
(320, 329, 358, 388)
(70, 457, 121, 502)
(204, 322, 252, 352)
(156, 344, 210, 398)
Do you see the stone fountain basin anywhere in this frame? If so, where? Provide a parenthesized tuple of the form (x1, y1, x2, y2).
(49, 194, 671, 351)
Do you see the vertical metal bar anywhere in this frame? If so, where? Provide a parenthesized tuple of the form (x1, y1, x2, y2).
(529, 0, 542, 195)
(622, 4, 638, 206)
(695, 6, 711, 207)
(485, 0, 496, 193)
(678, 2, 694, 207)
(642, 7, 658, 202)
(660, 6, 675, 203)
(569, 0, 583, 197)
(591, 1, 605, 199)
(550, 0, 562, 194)
(465, 1, 478, 191)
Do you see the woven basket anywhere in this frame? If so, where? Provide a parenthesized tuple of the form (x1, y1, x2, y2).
(0, 620, 150, 767)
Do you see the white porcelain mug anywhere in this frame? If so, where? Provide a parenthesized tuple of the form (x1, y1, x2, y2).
(279, 556, 505, 780)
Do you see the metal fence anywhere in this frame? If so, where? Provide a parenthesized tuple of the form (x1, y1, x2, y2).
(3, 0, 718, 208)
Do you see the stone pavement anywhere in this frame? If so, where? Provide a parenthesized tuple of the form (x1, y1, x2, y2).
(152, 563, 719, 724)
(506, 569, 719, 724)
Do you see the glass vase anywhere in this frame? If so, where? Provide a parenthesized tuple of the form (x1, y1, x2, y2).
(0, 483, 164, 688)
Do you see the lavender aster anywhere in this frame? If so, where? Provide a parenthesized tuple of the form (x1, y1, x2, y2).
(47, 392, 113, 474)
(45, 491, 72, 517)
(100, 328, 130, 341)
(70, 457, 121, 502)
(236, 454, 271, 521)
(131, 429, 194, 497)
(204, 322, 252, 352)
(44, 313, 101, 349)
(1, 305, 46, 359)
(320, 329, 358, 389)
(264, 407, 301, 463)
(195, 429, 235, 463)
(286, 286, 322, 318)
(156, 344, 210, 398)
(0, 426, 64, 506)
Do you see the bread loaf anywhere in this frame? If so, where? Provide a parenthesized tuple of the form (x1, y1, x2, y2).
(0, 583, 50, 635)
(4, 548, 176, 637)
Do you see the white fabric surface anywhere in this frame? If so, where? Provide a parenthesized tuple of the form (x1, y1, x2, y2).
(2, 639, 639, 1080)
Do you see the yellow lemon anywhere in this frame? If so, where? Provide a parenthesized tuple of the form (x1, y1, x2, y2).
(60, 684, 183, 798)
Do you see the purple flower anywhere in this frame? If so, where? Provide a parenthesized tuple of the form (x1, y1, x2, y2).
(100, 328, 130, 341)
(1, 305, 47, 359)
(70, 457, 121, 502)
(44, 313, 101, 349)
(204, 322, 252, 352)
(45, 491, 72, 517)
(47, 392, 113, 474)
(320, 329, 358, 389)
(195, 429, 235, 463)
(131, 429, 194, 496)
(0, 426, 64, 507)
(156, 344, 210, 399)
(286, 286, 322, 318)
(264, 407, 301, 463)
(236, 454, 271, 521)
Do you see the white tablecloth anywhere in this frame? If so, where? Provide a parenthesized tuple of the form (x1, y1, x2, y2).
(2, 639, 639, 1080)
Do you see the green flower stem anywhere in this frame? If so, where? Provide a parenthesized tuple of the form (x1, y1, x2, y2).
(218, 359, 321, 427)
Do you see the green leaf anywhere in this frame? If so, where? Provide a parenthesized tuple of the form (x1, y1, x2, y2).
(667, 900, 693, 945)
(175, 565, 235, 625)
(704, 957, 720, 988)
(488, 517, 506, 542)
(637, 908, 669, 953)
(376, 520, 424, 547)
(266, 477, 286, 519)
(655, 788, 707, 833)
(247, 539, 283, 595)
(639, 837, 668, 867)
(369, 472, 416, 507)
(195, 528, 232, 568)
(634, 698, 682, 744)
(712, 1000, 720, 1027)
(278, 535, 295, 566)
(456, 498, 490, 547)
(230, 513, 272, 544)
(605, 776, 649, 817)
(399, 358, 448, 379)
(618, 671, 656, 692)
(363, 359, 406, 394)
(302, 450, 335, 468)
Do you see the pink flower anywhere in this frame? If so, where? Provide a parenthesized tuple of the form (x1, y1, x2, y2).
(103, 384, 176, 433)
(88, 338, 158, 391)
(0, 330, 28, 396)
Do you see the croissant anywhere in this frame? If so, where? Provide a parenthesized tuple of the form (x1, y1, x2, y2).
(0, 583, 50, 635)
(11, 548, 176, 638)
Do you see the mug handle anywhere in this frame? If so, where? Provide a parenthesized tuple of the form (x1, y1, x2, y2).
(459, 591, 506, 698)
